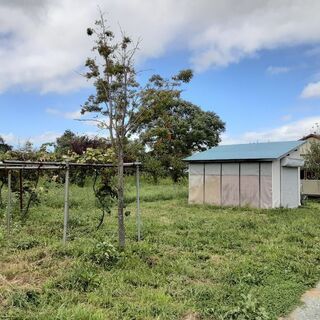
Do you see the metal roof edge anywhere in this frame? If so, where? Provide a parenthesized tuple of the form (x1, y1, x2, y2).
(275, 140, 306, 161)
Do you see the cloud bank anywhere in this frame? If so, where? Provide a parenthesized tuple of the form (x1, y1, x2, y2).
(221, 116, 320, 145)
(300, 81, 320, 98)
(1, 0, 320, 93)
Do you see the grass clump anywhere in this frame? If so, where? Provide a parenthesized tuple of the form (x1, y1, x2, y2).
(53, 262, 101, 292)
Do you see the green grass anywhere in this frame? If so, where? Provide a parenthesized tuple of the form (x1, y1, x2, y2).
(0, 177, 320, 319)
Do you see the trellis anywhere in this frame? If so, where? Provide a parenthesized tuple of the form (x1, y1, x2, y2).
(0, 160, 141, 244)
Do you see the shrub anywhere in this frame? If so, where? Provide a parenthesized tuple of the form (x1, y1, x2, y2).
(15, 238, 40, 250)
(87, 241, 119, 269)
(223, 293, 270, 320)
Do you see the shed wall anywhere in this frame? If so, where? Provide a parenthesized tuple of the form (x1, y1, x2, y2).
(189, 164, 204, 204)
(222, 163, 240, 206)
(189, 162, 273, 208)
(280, 166, 300, 208)
(240, 163, 259, 207)
(260, 163, 272, 208)
(204, 163, 221, 205)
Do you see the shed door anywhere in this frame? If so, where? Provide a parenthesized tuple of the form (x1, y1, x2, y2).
(281, 167, 299, 208)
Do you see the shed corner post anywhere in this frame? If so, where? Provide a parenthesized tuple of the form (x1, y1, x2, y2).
(136, 162, 141, 241)
(63, 162, 70, 245)
(6, 170, 12, 234)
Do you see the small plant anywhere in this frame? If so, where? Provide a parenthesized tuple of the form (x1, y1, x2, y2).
(223, 293, 270, 320)
(88, 241, 119, 269)
(14, 238, 40, 250)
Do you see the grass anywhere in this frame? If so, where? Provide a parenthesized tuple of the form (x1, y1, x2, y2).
(0, 177, 320, 319)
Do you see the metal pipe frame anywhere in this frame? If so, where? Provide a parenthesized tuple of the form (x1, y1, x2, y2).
(1, 160, 142, 245)
(2, 160, 141, 168)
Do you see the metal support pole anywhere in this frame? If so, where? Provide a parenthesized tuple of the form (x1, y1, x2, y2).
(63, 163, 70, 245)
(6, 170, 12, 233)
(136, 164, 141, 241)
(19, 170, 23, 216)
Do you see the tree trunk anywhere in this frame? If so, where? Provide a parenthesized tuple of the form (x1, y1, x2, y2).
(117, 146, 126, 248)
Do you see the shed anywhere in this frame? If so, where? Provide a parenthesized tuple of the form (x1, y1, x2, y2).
(184, 141, 305, 208)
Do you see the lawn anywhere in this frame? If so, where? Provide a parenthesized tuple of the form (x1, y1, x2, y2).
(0, 177, 320, 319)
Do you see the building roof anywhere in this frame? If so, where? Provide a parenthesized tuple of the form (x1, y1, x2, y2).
(184, 141, 305, 162)
(300, 133, 320, 141)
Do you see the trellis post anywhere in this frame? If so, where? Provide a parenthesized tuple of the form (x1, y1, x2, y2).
(6, 170, 12, 233)
(19, 169, 23, 216)
(63, 162, 70, 245)
(136, 163, 141, 241)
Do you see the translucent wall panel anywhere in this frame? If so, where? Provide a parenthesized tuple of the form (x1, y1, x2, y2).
(204, 163, 221, 205)
(189, 164, 204, 204)
(221, 163, 240, 206)
(240, 163, 259, 207)
(261, 162, 272, 208)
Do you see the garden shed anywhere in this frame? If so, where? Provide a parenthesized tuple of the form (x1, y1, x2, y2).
(184, 141, 305, 209)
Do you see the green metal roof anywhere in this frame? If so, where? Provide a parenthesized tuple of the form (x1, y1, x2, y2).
(184, 141, 305, 162)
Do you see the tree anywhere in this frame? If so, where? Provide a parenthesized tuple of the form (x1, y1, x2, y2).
(0, 136, 12, 154)
(136, 75, 225, 182)
(55, 130, 77, 155)
(82, 13, 199, 247)
(81, 13, 142, 248)
(304, 140, 320, 179)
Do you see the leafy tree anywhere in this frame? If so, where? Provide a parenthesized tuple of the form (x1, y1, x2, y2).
(0, 136, 12, 153)
(55, 130, 77, 155)
(136, 75, 225, 182)
(70, 135, 110, 155)
(304, 140, 320, 179)
(81, 13, 202, 246)
(81, 13, 142, 248)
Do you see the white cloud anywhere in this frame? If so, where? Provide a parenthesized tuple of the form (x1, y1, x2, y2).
(46, 108, 82, 119)
(1, 0, 320, 92)
(221, 116, 320, 145)
(300, 81, 320, 98)
(0, 131, 60, 147)
(281, 114, 293, 121)
(266, 66, 291, 75)
(45, 107, 108, 129)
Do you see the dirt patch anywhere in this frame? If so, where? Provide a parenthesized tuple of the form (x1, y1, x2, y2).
(182, 312, 201, 320)
(0, 251, 72, 290)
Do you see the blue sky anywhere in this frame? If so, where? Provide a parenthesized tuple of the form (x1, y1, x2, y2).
(1, 1, 320, 147)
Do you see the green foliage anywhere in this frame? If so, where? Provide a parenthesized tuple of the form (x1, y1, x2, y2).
(304, 140, 320, 179)
(87, 240, 119, 268)
(55, 130, 111, 157)
(55, 130, 76, 155)
(0, 135, 12, 153)
(137, 84, 225, 181)
(142, 154, 166, 183)
(14, 238, 40, 250)
(222, 293, 270, 320)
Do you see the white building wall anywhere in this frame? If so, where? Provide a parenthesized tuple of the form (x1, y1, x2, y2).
(280, 166, 300, 208)
(272, 160, 281, 208)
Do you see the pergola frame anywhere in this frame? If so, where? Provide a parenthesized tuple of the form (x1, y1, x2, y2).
(0, 160, 141, 244)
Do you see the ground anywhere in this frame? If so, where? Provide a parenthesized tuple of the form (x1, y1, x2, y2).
(0, 177, 320, 319)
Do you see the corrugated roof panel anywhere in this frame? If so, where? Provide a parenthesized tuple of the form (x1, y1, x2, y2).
(184, 141, 305, 162)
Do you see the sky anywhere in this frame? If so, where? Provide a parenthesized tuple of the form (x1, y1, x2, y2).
(1, 0, 320, 147)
